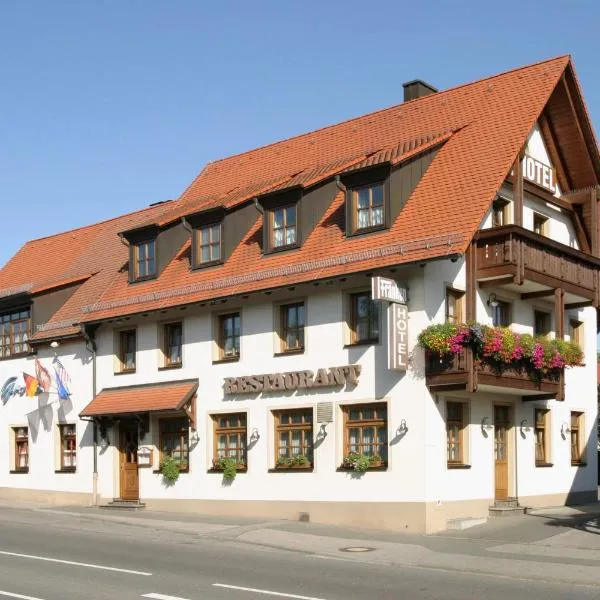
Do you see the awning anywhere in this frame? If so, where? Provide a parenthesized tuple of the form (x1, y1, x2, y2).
(80, 379, 198, 420)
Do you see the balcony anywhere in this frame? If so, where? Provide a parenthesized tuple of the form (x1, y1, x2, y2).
(426, 347, 562, 397)
(474, 226, 600, 305)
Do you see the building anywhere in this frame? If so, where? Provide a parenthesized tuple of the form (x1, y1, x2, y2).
(0, 55, 598, 533)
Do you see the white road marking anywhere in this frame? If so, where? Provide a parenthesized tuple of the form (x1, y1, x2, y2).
(0, 550, 152, 576)
(0, 591, 46, 600)
(213, 583, 328, 600)
(142, 594, 191, 600)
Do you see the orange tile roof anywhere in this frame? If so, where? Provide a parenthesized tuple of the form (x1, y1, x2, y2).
(79, 56, 581, 321)
(80, 379, 198, 417)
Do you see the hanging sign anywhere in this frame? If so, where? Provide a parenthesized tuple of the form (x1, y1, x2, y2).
(522, 155, 558, 195)
(371, 276, 408, 304)
(388, 303, 409, 371)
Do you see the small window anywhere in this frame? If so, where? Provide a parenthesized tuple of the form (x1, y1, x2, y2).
(492, 198, 509, 227)
(533, 213, 548, 236)
(352, 182, 385, 232)
(492, 300, 511, 328)
(0, 308, 31, 358)
(445, 288, 464, 324)
(59, 424, 77, 471)
(446, 402, 467, 466)
(196, 223, 222, 265)
(570, 411, 584, 465)
(269, 205, 297, 250)
(343, 403, 387, 467)
(213, 413, 247, 469)
(162, 322, 183, 368)
(133, 239, 156, 279)
(279, 302, 305, 353)
(274, 409, 313, 468)
(349, 292, 379, 345)
(569, 320, 583, 346)
(14, 427, 28, 472)
(534, 310, 551, 337)
(535, 409, 550, 466)
(118, 329, 136, 373)
(160, 417, 189, 471)
(217, 313, 241, 360)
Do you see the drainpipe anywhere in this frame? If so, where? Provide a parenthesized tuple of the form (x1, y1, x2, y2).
(335, 175, 346, 194)
(82, 325, 98, 506)
(252, 197, 263, 215)
(181, 217, 193, 234)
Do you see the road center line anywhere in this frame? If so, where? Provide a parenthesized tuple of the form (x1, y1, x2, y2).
(142, 594, 190, 600)
(0, 590, 46, 600)
(213, 583, 328, 600)
(0, 550, 152, 576)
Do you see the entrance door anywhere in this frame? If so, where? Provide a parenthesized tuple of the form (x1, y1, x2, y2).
(119, 422, 139, 501)
(494, 405, 511, 500)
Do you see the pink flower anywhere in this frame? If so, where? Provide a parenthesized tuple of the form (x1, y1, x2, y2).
(532, 343, 544, 370)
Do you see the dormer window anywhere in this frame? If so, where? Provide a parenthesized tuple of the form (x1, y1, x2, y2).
(195, 222, 222, 266)
(133, 239, 156, 280)
(268, 204, 297, 250)
(351, 182, 384, 233)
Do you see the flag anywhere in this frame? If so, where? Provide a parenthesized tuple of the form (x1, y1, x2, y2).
(22, 373, 39, 397)
(35, 359, 52, 393)
(52, 357, 71, 400)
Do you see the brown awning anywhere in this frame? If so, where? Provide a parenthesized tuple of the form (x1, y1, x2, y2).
(80, 379, 198, 418)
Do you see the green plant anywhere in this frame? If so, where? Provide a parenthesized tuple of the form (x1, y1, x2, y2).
(160, 456, 180, 483)
(215, 457, 238, 481)
(276, 455, 311, 468)
(343, 452, 382, 473)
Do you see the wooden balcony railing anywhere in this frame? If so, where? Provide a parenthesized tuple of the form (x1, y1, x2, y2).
(426, 347, 562, 397)
(474, 226, 600, 302)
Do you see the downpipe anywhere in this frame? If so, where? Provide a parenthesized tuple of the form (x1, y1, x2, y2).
(82, 325, 98, 506)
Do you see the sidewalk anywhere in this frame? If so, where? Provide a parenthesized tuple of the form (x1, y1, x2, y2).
(6, 499, 600, 586)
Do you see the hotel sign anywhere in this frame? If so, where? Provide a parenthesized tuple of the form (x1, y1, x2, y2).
(522, 155, 558, 195)
(388, 303, 409, 371)
(371, 276, 408, 304)
(224, 365, 362, 395)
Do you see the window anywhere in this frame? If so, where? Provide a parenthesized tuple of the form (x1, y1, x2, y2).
(533, 213, 548, 236)
(160, 418, 189, 471)
(446, 402, 467, 466)
(13, 427, 28, 472)
(352, 182, 385, 232)
(133, 239, 156, 279)
(570, 411, 584, 465)
(59, 424, 76, 471)
(492, 300, 511, 327)
(217, 313, 241, 360)
(196, 223, 222, 265)
(534, 409, 550, 466)
(279, 302, 305, 353)
(343, 403, 387, 467)
(274, 409, 313, 468)
(162, 322, 183, 368)
(492, 198, 509, 227)
(445, 288, 464, 324)
(269, 205, 297, 249)
(213, 413, 247, 468)
(534, 310, 551, 337)
(118, 329, 136, 372)
(349, 292, 379, 344)
(569, 320, 583, 346)
(0, 308, 31, 358)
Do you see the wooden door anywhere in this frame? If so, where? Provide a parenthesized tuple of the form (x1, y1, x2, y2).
(494, 405, 510, 500)
(119, 423, 139, 501)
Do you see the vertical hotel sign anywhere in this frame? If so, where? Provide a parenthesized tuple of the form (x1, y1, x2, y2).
(371, 276, 409, 371)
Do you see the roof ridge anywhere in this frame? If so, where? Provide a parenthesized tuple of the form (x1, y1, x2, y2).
(23, 200, 176, 246)
(196, 55, 571, 170)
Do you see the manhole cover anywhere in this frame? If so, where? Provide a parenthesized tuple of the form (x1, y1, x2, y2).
(339, 546, 375, 553)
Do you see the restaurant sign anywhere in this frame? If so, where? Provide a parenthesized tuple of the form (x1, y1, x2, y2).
(522, 155, 558, 195)
(224, 365, 361, 395)
(371, 276, 408, 304)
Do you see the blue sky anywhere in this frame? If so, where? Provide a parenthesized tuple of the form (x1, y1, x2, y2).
(0, 1, 598, 266)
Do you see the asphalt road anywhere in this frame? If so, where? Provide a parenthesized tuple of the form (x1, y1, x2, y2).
(0, 506, 597, 600)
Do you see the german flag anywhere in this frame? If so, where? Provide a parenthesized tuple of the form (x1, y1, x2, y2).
(22, 373, 39, 397)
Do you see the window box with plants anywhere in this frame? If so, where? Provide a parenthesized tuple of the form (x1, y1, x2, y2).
(418, 322, 583, 384)
(159, 456, 188, 484)
(341, 452, 386, 473)
(211, 457, 247, 481)
(274, 455, 312, 470)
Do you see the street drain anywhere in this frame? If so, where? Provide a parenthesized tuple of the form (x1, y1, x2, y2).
(339, 546, 375, 553)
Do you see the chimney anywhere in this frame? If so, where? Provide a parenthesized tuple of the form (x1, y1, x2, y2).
(402, 80, 437, 102)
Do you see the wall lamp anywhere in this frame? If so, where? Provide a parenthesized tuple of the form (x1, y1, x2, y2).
(396, 419, 408, 436)
(481, 417, 493, 434)
(249, 428, 260, 443)
(520, 419, 531, 435)
(561, 422, 571, 439)
(487, 293, 499, 308)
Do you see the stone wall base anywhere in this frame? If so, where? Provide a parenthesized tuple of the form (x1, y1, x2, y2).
(0, 487, 92, 506)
